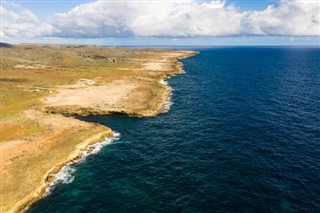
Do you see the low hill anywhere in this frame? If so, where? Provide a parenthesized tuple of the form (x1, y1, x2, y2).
(0, 42, 14, 48)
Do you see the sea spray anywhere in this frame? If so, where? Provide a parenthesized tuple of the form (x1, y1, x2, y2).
(158, 79, 174, 113)
(159, 79, 168, 85)
(44, 131, 120, 196)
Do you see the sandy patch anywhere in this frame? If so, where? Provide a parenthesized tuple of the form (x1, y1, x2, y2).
(14, 64, 48, 69)
(44, 79, 138, 113)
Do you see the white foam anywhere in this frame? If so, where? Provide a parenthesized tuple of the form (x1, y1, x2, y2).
(158, 86, 174, 113)
(159, 79, 168, 85)
(166, 100, 174, 110)
(45, 131, 120, 195)
(158, 78, 176, 112)
(164, 101, 173, 112)
(54, 165, 76, 184)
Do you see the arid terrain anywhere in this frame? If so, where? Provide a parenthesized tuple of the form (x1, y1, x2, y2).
(0, 43, 196, 212)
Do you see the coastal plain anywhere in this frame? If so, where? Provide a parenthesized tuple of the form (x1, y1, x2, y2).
(0, 44, 195, 213)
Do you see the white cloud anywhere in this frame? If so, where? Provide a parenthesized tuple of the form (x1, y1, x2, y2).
(1, 0, 319, 38)
(242, 1, 320, 36)
(0, 5, 56, 38)
(47, 0, 244, 37)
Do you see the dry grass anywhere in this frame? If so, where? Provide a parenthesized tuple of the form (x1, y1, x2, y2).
(0, 44, 196, 213)
(0, 44, 171, 143)
(1, 111, 112, 213)
(0, 44, 168, 119)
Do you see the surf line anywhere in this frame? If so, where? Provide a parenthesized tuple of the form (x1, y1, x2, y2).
(44, 131, 120, 197)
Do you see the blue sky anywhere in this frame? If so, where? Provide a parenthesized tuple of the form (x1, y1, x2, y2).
(7, 1, 92, 18)
(1, 0, 319, 45)
(18, 0, 274, 16)
(9, 0, 277, 15)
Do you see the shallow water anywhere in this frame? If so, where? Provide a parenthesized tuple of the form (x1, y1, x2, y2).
(28, 47, 320, 212)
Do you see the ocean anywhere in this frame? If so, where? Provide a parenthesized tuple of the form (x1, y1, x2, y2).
(28, 47, 320, 212)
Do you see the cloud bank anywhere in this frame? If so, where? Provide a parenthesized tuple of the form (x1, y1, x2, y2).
(0, 3, 56, 38)
(1, 0, 319, 38)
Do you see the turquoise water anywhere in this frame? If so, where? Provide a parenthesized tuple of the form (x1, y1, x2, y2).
(28, 47, 320, 212)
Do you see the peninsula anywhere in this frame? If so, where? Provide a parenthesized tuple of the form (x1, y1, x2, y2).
(0, 44, 196, 213)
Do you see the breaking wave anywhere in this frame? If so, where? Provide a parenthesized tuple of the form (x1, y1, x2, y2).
(45, 131, 120, 195)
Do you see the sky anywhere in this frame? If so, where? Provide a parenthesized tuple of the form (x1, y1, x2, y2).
(1, 0, 319, 45)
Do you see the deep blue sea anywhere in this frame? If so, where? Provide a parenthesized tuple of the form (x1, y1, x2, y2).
(28, 47, 320, 213)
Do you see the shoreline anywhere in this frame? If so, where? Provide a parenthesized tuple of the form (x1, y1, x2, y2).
(0, 46, 197, 213)
(23, 51, 195, 212)
(22, 131, 120, 213)
(42, 50, 197, 117)
(8, 122, 113, 213)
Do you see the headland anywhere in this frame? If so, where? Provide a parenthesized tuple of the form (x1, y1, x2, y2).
(0, 44, 196, 212)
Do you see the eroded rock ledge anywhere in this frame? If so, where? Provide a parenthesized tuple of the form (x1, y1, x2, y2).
(43, 51, 196, 117)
